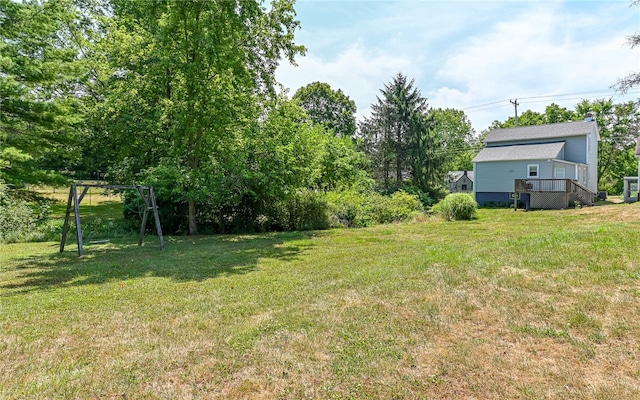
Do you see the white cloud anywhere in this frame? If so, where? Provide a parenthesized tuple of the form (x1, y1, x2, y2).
(278, 1, 640, 133)
(277, 42, 420, 119)
(427, 2, 640, 131)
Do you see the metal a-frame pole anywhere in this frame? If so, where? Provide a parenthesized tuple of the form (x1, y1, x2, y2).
(60, 183, 164, 255)
(60, 184, 86, 256)
(136, 186, 164, 250)
(73, 184, 85, 256)
(150, 186, 165, 250)
(59, 186, 74, 253)
(137, 186, 150, 247)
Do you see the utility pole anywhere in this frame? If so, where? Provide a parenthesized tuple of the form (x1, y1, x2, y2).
(510, 99, 519, 127)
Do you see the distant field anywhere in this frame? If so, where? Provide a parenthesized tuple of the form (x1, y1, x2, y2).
(1, 203, 639, 399)
(32, 184, 124, 219)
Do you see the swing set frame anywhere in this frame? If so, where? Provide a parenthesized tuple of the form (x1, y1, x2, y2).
(60, 183, 165, 256)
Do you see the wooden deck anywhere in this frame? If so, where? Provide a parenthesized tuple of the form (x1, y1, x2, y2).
(514, 179, 595, 209)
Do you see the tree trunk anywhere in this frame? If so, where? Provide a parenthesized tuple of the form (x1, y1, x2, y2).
(188, 198, 198, 235)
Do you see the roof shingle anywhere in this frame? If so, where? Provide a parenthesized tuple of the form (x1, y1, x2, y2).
(473, 142, 565, 163)
(486, 120, 597, 143)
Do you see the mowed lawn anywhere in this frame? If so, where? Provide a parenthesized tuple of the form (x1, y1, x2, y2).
(1, 203, 640, 399)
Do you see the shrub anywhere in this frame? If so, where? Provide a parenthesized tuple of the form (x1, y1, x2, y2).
(435, 193, 478, 221)
(366, 190, 424, 224)
(123, 189, 189, 235)
(266, 190, 330, 231)
(0, 193, 34, 243)
(326, 190, 423, 228)
(0, 185, 58, 243)
(326, 190, 371, 228)
(382, 184, 434, 208)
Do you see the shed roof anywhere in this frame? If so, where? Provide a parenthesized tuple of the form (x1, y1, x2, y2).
(486, 120, 598, 143)
(473, 142, 565, 163)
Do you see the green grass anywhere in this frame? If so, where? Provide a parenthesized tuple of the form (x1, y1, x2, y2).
(1, 204, 640, 398)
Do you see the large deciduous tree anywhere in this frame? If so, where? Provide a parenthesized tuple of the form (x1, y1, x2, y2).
(292, 81, 357, 138)
(0, 0, 82, 187)
(92, 0, 304, 234)
(429, 108, 477, 172)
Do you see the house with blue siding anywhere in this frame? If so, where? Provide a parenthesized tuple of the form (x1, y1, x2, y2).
(446, 170, 473, 193)
(472, 119, 599, 208)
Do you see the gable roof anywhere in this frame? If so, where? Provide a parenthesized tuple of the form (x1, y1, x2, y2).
(486, 120, 598, 144)
(447, 171, 474, 182)
(473, 142, 565, 163)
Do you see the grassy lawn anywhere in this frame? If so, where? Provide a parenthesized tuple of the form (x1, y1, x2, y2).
(1, 202, 640, 399)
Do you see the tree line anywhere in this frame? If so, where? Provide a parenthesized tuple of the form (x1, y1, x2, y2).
(1, 0, 638, 238)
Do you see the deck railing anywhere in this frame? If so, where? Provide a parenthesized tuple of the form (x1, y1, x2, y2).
(514, 179, 595, 206)
(570, 180, 595, 206)
(515, 179, 568, 192)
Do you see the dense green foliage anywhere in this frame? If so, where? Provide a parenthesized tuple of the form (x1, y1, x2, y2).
(0, 187, 56, 243)
(326, 190, 423, 228)
(293, 81, 357, 138)
(359, 73, 477, 200)
(84, 0, 307, 234)
(2, 1, 482, 235)
(0, 0, 83, 187)
(360, 73, 434, 191)
(429, 107, 479, 173)
(433, 192, 478, 221)
(116, 97, 373, 234)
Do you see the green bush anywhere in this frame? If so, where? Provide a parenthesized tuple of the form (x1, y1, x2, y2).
(435, 193, 478, 221)
(0, 194, 34, 243)
(366, 190, 424, 224)
(0, 185, 58, 243)
(326, 190, 371, 228)
(326, 190, 423, 228)
(266, 190, 330, 231)
(381, 184, 434, 208)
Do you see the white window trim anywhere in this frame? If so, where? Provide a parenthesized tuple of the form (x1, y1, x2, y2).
(527, 164, 539, 178)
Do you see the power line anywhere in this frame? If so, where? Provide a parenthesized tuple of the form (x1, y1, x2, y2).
(462, 89, 640, 114)
(510, 99, 519, 127)
(517, 88, 621, 101)
(462, 89, 640, 113)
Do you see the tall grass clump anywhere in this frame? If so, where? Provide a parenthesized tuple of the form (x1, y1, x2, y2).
(434, 192, 478, 221)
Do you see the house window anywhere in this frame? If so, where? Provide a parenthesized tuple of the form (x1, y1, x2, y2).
(527, 164, 539, 178)
(553, 166, 565, 179)
(461, 184, 467, 191)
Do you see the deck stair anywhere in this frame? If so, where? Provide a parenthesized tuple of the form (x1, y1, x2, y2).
(514, 179, 595, 209)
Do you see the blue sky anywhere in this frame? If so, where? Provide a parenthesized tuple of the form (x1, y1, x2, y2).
(276, 0, 640, 133)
